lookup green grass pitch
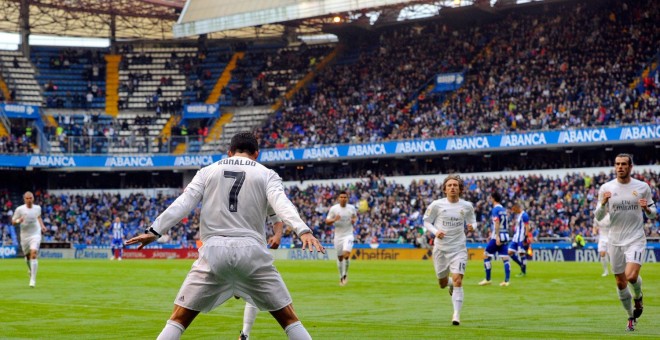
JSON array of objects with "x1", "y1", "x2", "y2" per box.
[{"x1": 0, "y1": 259, "x2": 658, "y2": 339}]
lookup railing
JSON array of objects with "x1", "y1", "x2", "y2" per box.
[{"x1": 50, "y1": 134, "x2": 210, "y2": 154}]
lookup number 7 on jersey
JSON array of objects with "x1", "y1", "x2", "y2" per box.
[{"x1": 224, "y1": 171, "x2": 246, "y2": 212}]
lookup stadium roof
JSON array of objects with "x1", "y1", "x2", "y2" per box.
[
  {"x1": 0, "y1": 0, "x2": 565, "y2": 42},
  {"x1": 174, "y1": 0, "x2": 428, "y2": 37},
  {"x1": 0, "y1": 0, "x2": 186, "y2": 40}
]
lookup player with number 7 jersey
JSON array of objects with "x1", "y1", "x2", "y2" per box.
[{"x1": 126, "y1": 132, "x2": 325, "y2": 340}]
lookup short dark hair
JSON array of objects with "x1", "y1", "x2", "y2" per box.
[
  {"x1": 229, "y1": 132, "x2": 259, "y2": 154},
  {"x1": 491, "y1": 191, "x2": 502, "y2": 203},
  {"x1": 615, "y1": 153, "x2": 633, "y2": 166},
  {"x1": 338, "y1": 191, "x2": 348, "y2": 197}
]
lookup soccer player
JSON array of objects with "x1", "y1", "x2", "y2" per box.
[
  {"x1": 594, "y1": 153, "x2": 656, "y2": 331},
  {"x1": 110, "y1": 216, "x2": 125, "y2": 261},
  {"x1": 592, "y1": 213, "x2": 611, "y2": 277},
  {"x1": 239, "y1": 206, "x2": 284, "y2": 340},
  {"x1": 479, "y1": 192, "x2": 511, "y2": 287},
  {"x1": 325, "y1": 191, "x2": 357, "y2": 286},
  {"x1": 12, "y1": 191, "x2": 47, "y2": 287},
  {"x1": 423, "y1": 174, "x2": 476, "y2": 326},
  {"x1": 126, "y1": 132, "x2": 324, "y2": 340},
  {"x1": 507, "y1": 203, "x2": 530, "y2": 277}
]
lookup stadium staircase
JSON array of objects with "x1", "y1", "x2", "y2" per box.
[
  {"x1": 182, "y1": 45, "x2": 231, "y2": 105},
  {"x1": 158, "y1": 114, "x2": 181, "y2": 152},
  {"x1": 205, "y1": 51, "x2": 245, "y2": 105},
  {"x1": 171, "y1": 51, "x2": 244, "y2": 153},
  {"x1": 0, "y1": 73, "x2": 10, "y2": 101},
  {"x1": 0, "y1": 107, "x2": 9, "y2": 138},
  {"x1": 270, "y1": 44, "x2": 344, "y2": 112},
  {"x1": 198, "y1": 111, "x2": 235, "y2": 152},
  {"x1": 104, "y1": 55, "x2": 121, "y2": 117},
  {"x1": 0, "y1": 50, "x2": 44, "y2": 106},
  {"x1": 630, "y1": 58, "x2": 658, "y2": 92}
]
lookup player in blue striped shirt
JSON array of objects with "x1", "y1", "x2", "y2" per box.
[
  {"x1": 479, "y1": 192, "x2": 511, "y2": 286},
  {"x1": 111, "y1": 216, "x2": 125, "y2": 261},
  {"x1": 507, "y1": 203, "x2": 530, "y2": 277}
]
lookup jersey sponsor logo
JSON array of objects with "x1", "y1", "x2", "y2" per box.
[
  {"x1": 619, "y1": 125, "x2": 660, "y2": 140},
  {"x1": 260, "y1": 149, "x2": 295, "y2": 162},
  {"x1": 557, "y1": 129, "x2": 607, "y2": 144},
  {"x1": 105, "y1": 156, "x2": 154, "y2": 167},
  {"x1": 446, "y1": 137, "x2": 489, "y2": 151},
  {"x1": 174, "y1": 155, "x2": 214, "y2": 167},
  {"x1": 500, "y1": 133, "x2": 547, "y2": 147},
  {"x1": 395, "y1": 140, "x2": 436, "y2": 153},
  {"x1": 29, "y1": 156, "x2": 76, "y2": 167},
  {"x1": 302, "y1": 147, "x2": 339, "y2": 160},
  {"x1": 347, "y1": 144, "x2": 387, "y2": 157}
]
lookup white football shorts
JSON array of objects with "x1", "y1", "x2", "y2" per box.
[
  {"x1": 608, "y1": 238, "x2": 646, "y2": 275},
  {"x1": 21, "y1": 235, "x2": 41, "y2": 254},
  {"x1": 433, "y1": 247, "x2": 468, "y2": 279},
  {"x1": 334, "y1": 235, "x2": 354, "y2": 255},
  {"x1": 173, "y1": 236, "x2": 292, "y2": 313}
]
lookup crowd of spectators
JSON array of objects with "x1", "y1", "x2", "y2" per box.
[
  {"x1": 1, "y1": 170, "x2": 657, "y2": 248},
  {"x1": 256, "y1": 0, "x2": 660, "y2": 149},
  {"x1": 0, "y1": 133, "x2": 33, "y2": 154}
]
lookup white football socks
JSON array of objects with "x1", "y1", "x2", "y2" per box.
[
  {"x1": 284, "y1": 321, "x2": 312, "y2": 340},
  {"x1": 452, "y1": 286, "x2": 464, "y2": 315},
  {"x1": 617, "y1": 286, "x2": 633, "y2": 318},
  {"x1": 337, "y1": 259, "x2": 343, "y2": 278},
  {"x1": 242, "y1": 302, "x2": 259, "y2": 336},
  {"x1": 630, "y1": 275, "x2": 643, "y2": 299},
  {"x1": 157, "y1": 320, "x2": 185, "y2": 340},
  {"x1": 30, "y1": 260, "x2": 38, "y2": 282},
  {"x1": 600, "y1": 256, "x2": 608, "y2": 274}
]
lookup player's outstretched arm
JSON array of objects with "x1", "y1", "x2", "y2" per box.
[
  {"x1": 299, "y1": 232, "x2": 325, "y2": 253},
  {"x1": 125, "y1": 233, "x2": 159, "y2": 250}
]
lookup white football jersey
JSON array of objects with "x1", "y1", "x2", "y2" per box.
[
  {"x1": 14, "y1": 204, "x2": 42, "y2": 238},
  {"x1": 151, "y1": 156, "x2": 311, "y2": 244},
  {"x1": 596, "y1": 178, "x2": 654, "y2": 246},
  {"x1": 593, "y1": 213, "x2": 610, "y2": 242},
  {"x1": 423, "y1": 198, "x2": 476, "y2": 252},
  {"x1": 327, "y1": 204, "x2": 357, "y2": 239}
]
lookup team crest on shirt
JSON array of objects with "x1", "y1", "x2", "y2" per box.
[
  {"x1": 460, "y1": 210, "x2": 465, "y2": 217},
  {"x1": 632, "y1": 191, "x2": 638, "y2": 197}
]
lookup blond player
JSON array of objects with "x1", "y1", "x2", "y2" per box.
[
  {"x1": 325, "y1": 191, "x2": 357, "y2": 286},
  {"x1": 423, "y1": 175, "x2": 476, "y2": 326},
  {"x1": 127, "y1": 132, "x2": 324, "y2": 340},
  {"x1": 594, "y1": 153, "x2": 656, "y2": 331},
  {"x1": 12, "y1": 191, "x2": 47, "y2": 287}
]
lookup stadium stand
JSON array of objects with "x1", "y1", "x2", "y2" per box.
[
  {"x1": 257, "y1": 0, "x2": 660, "y2": 149},
  {"x1": 118, "y1": 46, "x2": 194, "y2": 110},
  {"x1": 0, "y1": 50, "x2": 43, "y2": 106},
  {"x1": 31, "y1": 47, "x2": 107, "y2": 109}
]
